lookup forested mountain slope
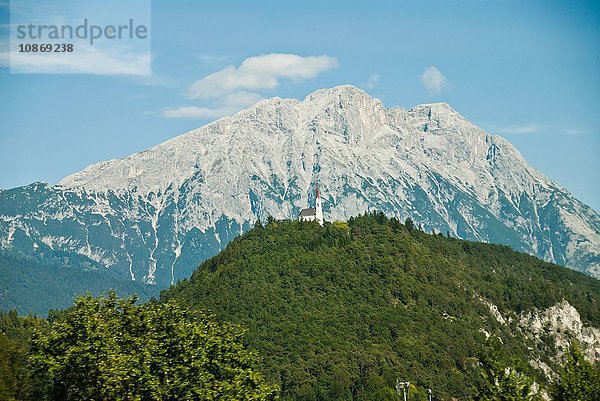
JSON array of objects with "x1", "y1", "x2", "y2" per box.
[{"x1": 163, "y1": 214, "x2": 600, "y2": 400}]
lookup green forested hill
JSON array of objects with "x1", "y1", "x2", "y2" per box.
[{"x1": 162, "y1": 213, "x2": 600, "y2": 400}]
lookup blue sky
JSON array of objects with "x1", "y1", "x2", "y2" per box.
[{"x1": 0, "y1": 0, "x2": 599, "y2": 210}]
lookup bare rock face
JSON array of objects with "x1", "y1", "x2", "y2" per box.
[
  {"x1": 519, "y1": 299, "x2": 600, "y2": 362},
  {"x1": 1, "y1": 85, "x2": 599, "y2": 288},
  {"x1": 479, "y1": 297, "x2": 598, "y2": 386}
]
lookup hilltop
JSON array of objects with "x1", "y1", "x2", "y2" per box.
[{"x1": 162, "y1": 213, "x2": 600, "y2": 400}]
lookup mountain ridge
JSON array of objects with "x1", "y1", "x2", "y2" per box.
[
  {"x1": 0, "y1": 85, "x2": 598, "y2": 306},
  {"x1": 56, "y1": 85, "x2": 600, "y2": 274}
]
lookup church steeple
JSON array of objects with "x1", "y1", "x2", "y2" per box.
[{"x1": 315, "y1": 183, "x2": 323, "y2": 226}]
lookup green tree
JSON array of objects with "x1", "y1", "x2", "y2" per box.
[
  {"x1": 0, "y1": 310, "x2": 47, "y2": 401},
  {"x1": 0, "y1": 332, "x2": 24, "y2": 401},
  {"x1": 475, "y1": 340, "x2": 541, "y2": 401},
  {"x1": 551, "y1": 341, "x2": 600, "y2": 401},
  {"x1": 29, "y1": 292, "x2": 278, "y2": 401}
]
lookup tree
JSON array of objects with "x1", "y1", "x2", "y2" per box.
[
  {"x1": 29, "y1": 292, "x2": 278, "y2": 401},
  {"x1": 0, "y1": 332, "x2": 24, "y2": 401},
  {"x1": 475, "y1": 339, "x2": 541, "y2": 401},
  {"x1": 551, "y1": 341, "x2": 600, "y2": 401},
  {"x1": 0, "y1": 310, "x2": 47, "y2": 401}
]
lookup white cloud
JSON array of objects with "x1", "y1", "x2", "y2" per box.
[
  {"x1": 163, "y1": 106, "x2": 226, "y2": 119},
  {"x1": 164, "y1": 53, "x2": 338, "y2": 119},
  {"x1": 563, "y1": 127, "x2": 590, "y2": 135},
  {"x1": 0, "y1": 39, "x2": 151, "y2": 75},
  {"x1": 419, "y1": 65, "x2": 449, "y2": 95},
  {"x1": 163, "y1": 91, "x2": 263, "y2": 119},
  {"x1": 188, "y1": 53, "x2": 338, "y2": 99},
  {"x1": 497, "y1": 124, "x2": 542, "y2": 135},
  {"x1": 488, "y1": 123, "x2": 593, "y2": 136},
  {"x1": 2, "y1": 4, "x2": 151, "y2": 75},
  {"x1": 365, "y1": 73, "x2": 380, "y2": 90}
]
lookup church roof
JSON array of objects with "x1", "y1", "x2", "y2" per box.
[{"x1": 299, "y1": 207, "x2": 316, "y2": 217}]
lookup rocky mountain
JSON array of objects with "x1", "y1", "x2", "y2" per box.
[{"x1": 0, "y1": 85, "x2": 598, "y2": 298}]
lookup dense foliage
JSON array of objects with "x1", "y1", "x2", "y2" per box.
[
  {"x1": 475, "y1": 339, "x2": 542, "y2": 401},
  {"x1": 162, "y1": 213, "x2": 600, "y2": 400},
  {"x1": 0, "y1": 253, "x2": 159, "y2": 316},
  {"x1": 0, "y1": 310, "x2": 45, "y2": 401},
  {"x1": 551, "y1": 341, "x2": 600, "y2": 401},
  {"x1": 0, "y1": 293, "x2": 278, "y2": 401}
]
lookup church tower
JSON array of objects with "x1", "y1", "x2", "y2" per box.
[
  {"x1": 298, "y1": 182, "x2": 324, "y2": 226},
  {"x1": 315, "y1": 183, "x2": 323, "y2": 226}
]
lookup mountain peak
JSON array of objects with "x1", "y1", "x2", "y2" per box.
[
  {"x1": 410, "y1": 102, "x2": 459, "y2": 116},
  {"x1": 305, "y1": 84, "x2": 368, "y2": 98},
  {"x1": 303, "y1": 85, "x2": 378, "y2": 105}
]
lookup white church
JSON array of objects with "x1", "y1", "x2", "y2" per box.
[{"x1": 299, "y1": 184, "x2": 324, "y2": 226}]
